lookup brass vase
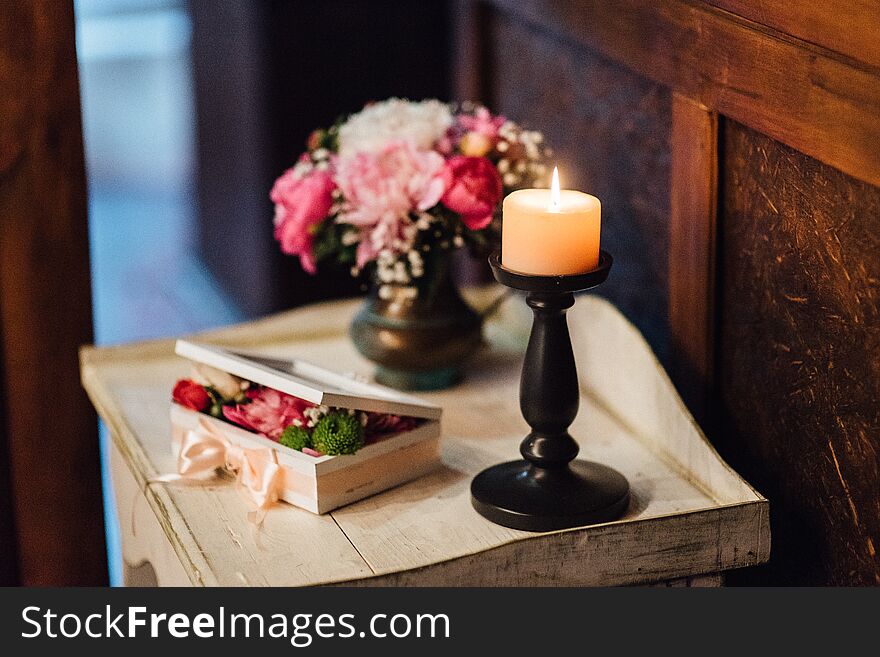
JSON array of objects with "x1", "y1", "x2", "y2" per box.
[{"x1": 350, "y1": 252, "x2": 482, "y2": 391}]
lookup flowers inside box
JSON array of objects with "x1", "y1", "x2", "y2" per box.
[{"x1": 169, "y1": 340, "x2": 442, "y2": 514}]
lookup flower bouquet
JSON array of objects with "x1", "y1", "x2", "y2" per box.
[{"x1": 271, "y1": 99, "x2": 551, "y2": 390}]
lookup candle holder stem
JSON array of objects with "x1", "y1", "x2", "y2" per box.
[
  {"x1": 471, "y1": 252, "x2": 630, "y2": 532},
  {"x1": 519, "y1": 291, "x2": 580, "y2": 468}
]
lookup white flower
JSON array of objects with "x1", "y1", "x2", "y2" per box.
[
  {"x1": 191, "y1": 363, "x2": 243, "y2": 399},
  {"x1": 338, "y1": 98, "x2": 453, "y2": 158}
]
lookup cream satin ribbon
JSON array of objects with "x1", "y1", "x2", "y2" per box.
[{"x1": 147, "y1": 419, "x2": 284, "y2": 525}]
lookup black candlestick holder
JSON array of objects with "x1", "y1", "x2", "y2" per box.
[{"x1": 471, "y1": 251, "x2": 630, "y2": 531}]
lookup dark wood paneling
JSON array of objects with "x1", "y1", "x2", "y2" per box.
[
  {"x1": 490, "y1": 0, "x2": 880, "y2": 188},
  {"x1": 668, "y1": 95, "x2": 718, "y2": 419},
  {"x1": 705, "y1": 0, "x2": 880, "y2": 70},
  {"x1": 486, "y1": 9, "x2": 672, "y2": 360},
  {"x1": 0, "y1": 0, "x2": 107, "y2": 584},
  {"x1": 719, "y1": 122, "x2": 880, "y2": 586}
]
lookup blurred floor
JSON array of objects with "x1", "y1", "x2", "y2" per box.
[{"x1": 76, "y1": 0, "x2": 243, "y2": 584}]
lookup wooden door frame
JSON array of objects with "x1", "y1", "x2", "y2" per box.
[{"x1": 0, "y1": 0, "x2": 107, "y2": 585}]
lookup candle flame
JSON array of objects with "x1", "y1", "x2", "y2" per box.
[{"x1": 550, "y1": 166, "x2": 561, "y2": 211}]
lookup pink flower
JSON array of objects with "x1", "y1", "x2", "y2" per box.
[
  {"x1": 223, "y1": 387, "x2": 313, "y2": 440},
  {"x1": 364, "y1": 413, "x2": 418, "y2": 441},
  {"x1": 271, "y1": 165, "x2": 336, "y2": 274},
  {"x1": 335, "y1": 140, "x2": 446, "y2": 266},
  {"x1": 457, "y1": 107, "x2": 505, "y2": 139},
  {"x1": 441, "y1": 156, "x2": 503, "y2": 230}
]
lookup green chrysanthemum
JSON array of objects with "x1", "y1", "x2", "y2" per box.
[
  {"x1": 279, "y1": 424, "x2": 312, "y2": 451},
  {"x1": 312, "y1": 411, "x2": 364, "y2": 456}
]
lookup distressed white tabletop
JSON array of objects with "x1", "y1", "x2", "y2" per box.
[{"x1": 81, "y1": 291, "x2": 769, "y2": 586}]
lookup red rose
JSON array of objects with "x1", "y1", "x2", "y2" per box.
[
  {"x1": 172, "y1": 379, "x2": 211, "y2": 412},
  {"x1": 441, "y1": 155, "x2": 503, "y2": 230}
]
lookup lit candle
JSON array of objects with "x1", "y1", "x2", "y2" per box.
[{"x1": 501, "y1": 167, "x2": 601, "y2": 275}]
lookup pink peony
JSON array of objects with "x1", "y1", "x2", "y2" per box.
[
  {"x1": 271, "y1": 165, "x2": 336, "y2": 274},
  {"x1": 457, "y1": 107, "x2": 505, "y2": 139},
  {"x1": 223, "y1": 387, "x2": 313, "y2": 440},
  {"x1": 335, "y1": 140, "x2": 446, "y2": 266},
  {"x1": 441, "y1": 156, "x2": 503, "y2": 230}
]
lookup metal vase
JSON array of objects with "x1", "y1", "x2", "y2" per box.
[{"x1": 350, "y1": 252, "x2": 482, "y2": 391}]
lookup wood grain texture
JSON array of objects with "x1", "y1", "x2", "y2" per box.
[
  {"x1": 83, "y1": 294, "x2": 768, "y2": 586},
  {"x1": 668, "y1": 95, "x2": 719, "y2": 419},
  {"x1": 485, "y1": 9, "x2": 672, "y2": 361},
  {"x1": 718, "y1": 122, "x2": 880, "y2": 586},
  {"x1": 0, "y1": 0, "x2": 107, "y2": 585},
  {"x1": 488, "y1": 0, "x2": 880, "y2": 187},
  {"x1": 334, "y1": 504, "x2": 763, "y2": 586},
  {"x1": 704, "y1": 0, "x2": 880, "y2": 70}
]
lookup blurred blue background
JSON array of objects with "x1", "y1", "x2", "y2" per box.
[{"x1": 75, "y1": 0, "x2": 243, "y2": 585}]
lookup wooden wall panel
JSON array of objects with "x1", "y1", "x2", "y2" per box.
[
  {"x1": 705, "y1": 0, "x2": 880, "y2": 70},
  {"x1": 490, "y1": 0, "x2": 880, "y2": 189},
  {"x1": 486, "y1": 9, "x2": 672, "y2": 360},
  {"x1": 718, "y1": 122, "x2": 880, "y2": 585},
  {"x1": 668, "y1": 95, "x2": 718, "y2": 418},
  {"x1": 0, "y1": 0, "x2": 107, "y2": 584}
]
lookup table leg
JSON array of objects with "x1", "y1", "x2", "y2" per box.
[{"x1": 109, "y1": 441, "x2": 191, "y2": 586}]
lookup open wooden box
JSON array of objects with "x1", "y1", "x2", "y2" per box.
[{"x1": 170, "y1": 340, "x2": 442, "y2": 514}]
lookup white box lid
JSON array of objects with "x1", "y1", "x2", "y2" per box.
[{"x1": 175, "y1": 340, "x2": 442, "y2": 421}]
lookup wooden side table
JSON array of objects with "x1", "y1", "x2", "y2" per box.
[{"x1": 80, "y1": 294, "x2": 769, "y2": 586}]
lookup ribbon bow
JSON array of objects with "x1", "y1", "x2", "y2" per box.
[{"x1": 152, "y1": 419, "x2": 284, "y2": 522}]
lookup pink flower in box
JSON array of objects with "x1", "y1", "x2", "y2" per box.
[
  {"x1": 365, "y1": 412, "x2": 418, "y2": 441},
  {"x1": 223, "y1": 387, "x2": 313, "y2": 440}
]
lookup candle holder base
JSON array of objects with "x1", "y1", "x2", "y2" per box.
[{"x1": 471, "y1": 459, "x2": 630, "y2": 532}]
